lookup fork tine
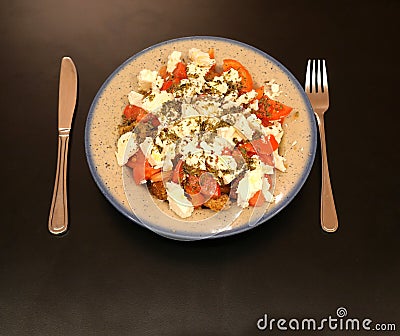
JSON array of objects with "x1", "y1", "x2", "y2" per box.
[
  {"x1": 311, "y1": 60, "x2": 316, "y2": 93},
  {"x1": 317, "y1": 60, "x2": 322, "y2": 93},
  {"x1": 322, "y1": 60, "x2": 328, "y2": 93},
  {"x1": 305, "y1": 59, "x2": 311, "y2": 92}
]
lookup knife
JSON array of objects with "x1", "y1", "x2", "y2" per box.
[{"x1": 48, "y1": 57, "x2": 78, "y2": 235}]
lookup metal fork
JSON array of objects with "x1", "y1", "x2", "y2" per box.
[{"x1": 305, "y1": 59, "x2": 338, "y2": 232}]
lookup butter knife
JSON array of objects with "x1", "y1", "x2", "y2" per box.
[{"x1": 48, "y1": 57, "x2": 78, "y2": 235}]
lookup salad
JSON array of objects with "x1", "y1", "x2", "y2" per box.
[{"x1": 115, "y1": 48, "x2": 293, "y2": 218}]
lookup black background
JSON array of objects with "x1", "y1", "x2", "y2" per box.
[{"x1": 1, "y1": 0, "x2": 399, "y2": 335}]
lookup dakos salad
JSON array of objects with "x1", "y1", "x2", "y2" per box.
[{"x1": 115, "y1": 48, "x2": 293, "y2": 219}]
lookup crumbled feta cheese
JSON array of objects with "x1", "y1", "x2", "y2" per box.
[
  {"x1": 163, "y1": 143, "x2": 176, "y2": 171},
  {"x1": 249, "y1": 99, "x2": 259, "y2": 111},
  {"x1": 179, "y1": 137, "x2": 198, "y2": 156},
  {"x1": 246, "y1": 114, "x2": 263, "y2": 132},
  {"x1": 236, "y1": 90, "x2": 257, "y2": 105},
  {"x1": 200, "y1": 141, "x2": 213, "y2": 153},
  {"x1": 181, "y1": 103, "x2": 200, "y2": 117},
  {"x1": 264, "y1": 80, "x2": 282, "y2": 99},
  {"x1": 236, "y1": 166, "x2": 264, "y2": 208},
  {"x1": 167, "y1": 50, "x2": 182, "y2": 73},
  {"x1": 185, "y1": 151, "x2": 206, "y2": 171},
  {"x1": 234, "y1": 114, "x2": 254, "y2": 140},
  {"x1": 262, "y1": 178, "x2": 274, "y2": 202},
  {"x1": 261, "y1": 121, "x2": 284, "y2": 143},
  {"x1": 217, "y1": 155, "x2": 237, "y2": 171},
  {"x1": 222, "y1": 98, "x2": 241, "y2": 110},
  {"x1": 138, "y1": 69, "x2": 158, "y2": 91},
  {"x1": 273, "y1": 149, "x2": 286, "y2": 172},
  {"x1": 223, "y1": 68, "x2": 241, "y2": 84},
  {"x1": 139, "y1": 137, "x2": 153, "y2": 158},
  {"x1": 128, "y1": 91, "x2": 144, "y2": 107},
  {"x1": 194, "y1": 100, "x2": 222, "y2": 116},
  {"x1": 171, "y1": 118, "x2": 200, "y2": 137},
  {"x1": 271, "y1": 83, "x2": 280, "y2": 93},
  {"x1": 151, "y1": 75, "x2": 164, "y2": 93},
  {"x1": 175, "y1": 79, "x2": 197, "y2": 98},
  {"x1": 208, "y1": 75, "x2": 229, "y2": 95},
  {"x1": 188, "y1": 48, "x2": 216, "y2": 67},
  {"x1": 115, "y1": 132, "x2": 138, "y2": 166},
  {"x1": 166, "y1": 182, "x2": 194, "y2": 218},
  {"x1": 142, "y1": 91, "x2": 174, "y2": 112},
  {"x1": 212, "y1": 136, "x2": 233, "y2": 155},
  {"x1": 217, "y1": 126, "x2": 237, "y2": 146}
]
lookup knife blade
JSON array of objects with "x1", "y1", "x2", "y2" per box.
[{"x1": 48, "y1": 57, "x2": 78, "y2": 235}]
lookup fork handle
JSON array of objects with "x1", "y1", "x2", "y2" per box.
[
  {"x1": 48, "y1": 133, "x2": 70, "y2": 235},
  {"x1": 316, "y1": 114, "x2": 338, "y2": 232}
]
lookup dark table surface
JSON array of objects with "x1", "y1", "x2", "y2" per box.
[{"x1": 1, "y1": 0, "x2": 399, "y2": 335}]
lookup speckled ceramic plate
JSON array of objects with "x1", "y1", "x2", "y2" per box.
[{"x1": 85, "y1": 36, "x2": 317, "y2": 240}]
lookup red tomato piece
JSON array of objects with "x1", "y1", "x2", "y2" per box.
[
  {"x1": 149, "y1": 171, "x2": 163, "y2": 182},
  {"x1": 257, "y1": 96, "x2": 293, "y2": 122},
  {"x1": 129, "y1": 150, "x2": 146, "y2": 185},
  {"x1": 139, "y1": 113, "x2": 161, "y2": 127},
  {"x1": 159, "y1": 65, "x2": 168, "y2": 79},
  {"x1": 184, "y1": 175, "x2": 201, "y2": 195},
  {"x1": 258, "y1": 153, "x2": 274, "y2": 166},
  {"x1": 199, "y1": 173, "x2": 221, "y2": 199},
  {"x1": 173, "y1": 62, "x2": 187, "y2": 80},
  {"x1": 161, "y1": 80, "x2": 173, "y2": 91},
  {"x1": 238, "y1": 142, "x2": 256, "y2": 158},
  {"x1": 190, "y1": 193, "x2": 206, "y2": 208},
  {"x1": 144, "y1": 160, "x2": 161, "y2": 180},
  {"x1": 254, "y1": 86, "x2": 264, "y2": 100},
  {"x1": 222, "y1": 59, "x2": 253, "y2": 93},
  {"x1": 266, "y1": 134, "x2": 279, "y2": 151},
  {"x1": 129, "y1": 150, "x2": 161, "y2": 185},
  {"x1": 251, "y1": 138, "x2": 273, "y2": 155},
  {"x1": 123, "y1": 104, "x2": 148, "y2": 121},
  {"x1": 248, "y1": 190, "x2": 266, "y2": 207},
  {"x1": 172, "y1": 160, "x2": 184, "y2": 184}
]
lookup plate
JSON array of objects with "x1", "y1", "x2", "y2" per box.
[{"x1": 85, "y1": 36, "x2": 317, "y2": 240}]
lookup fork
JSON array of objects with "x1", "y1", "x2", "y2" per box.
[{"x1": 305, "y1": 59, "x2": 338, "y2": 232}]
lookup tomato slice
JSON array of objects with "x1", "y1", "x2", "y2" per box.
[
  {"x1": 144, "y1": 160, "x2": 161, "y2": 180},
  {"x1": 199, "y1": 173, "x2": 221, "y2": 199},
  {"x1": 248, "y1": 190, "x2": 266, "y2": 207},
  {"x1": 149, "y1": 171, "x2": 163, "y2": 182},
  {"x1": 222, "y1": 59, "x2": 253, "y2": 93},
  {"x1": 251, "y1": 138, "x2": 272, "y2": 155},
  {"x1": 129, "y1": 150, "x2": 146, "y2": 184},
  {"x1": 128, "y1": 149, "x2": 161, "y2": 185},
  {"x1": 266, "y1": 134, "x2": 279, "y2": 151},
  {"x1": 172, "y1": 160, "x2": 184, "y2": 184},
  {"x1": 237, "y1": 135, "x2": 277, "y2": 163},
  {"x1": 208, "y1": 48, "x2": 215, "y2": 59},
  {"x1": 173, "y1": 62, "x2": 187, "y2": 80},
  {"x1": 190, "y1": 193, "x2": 206, "y2": 208},
  {"x1": 184, "y1": 175, "x2": 201, "y2": 195},
  {"x1": 258, "y1": 153, "x2": 274, "y2": 166},
  {"x1": 257, "y1": 96, "x2": 293, "y2": 122},
  {"x1": 254, "y1": 86, "x2": 264, "y2": 100},
  {"x1": 159, "y1": 65, "x2": 168, "y2": 79},
  {"x1": 123, "y1": 104, "x2": 148, "y2": 121},
  {"x1": 238, "y1": 142, "x2": 256, "y2": 158},
  {"x1": 161, "y1": 80, "x2": 173, "y2": 91}
]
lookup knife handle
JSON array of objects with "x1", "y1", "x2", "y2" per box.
[{"x1": 48, "y1": 130, "x2": 70, "y2": 235}]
